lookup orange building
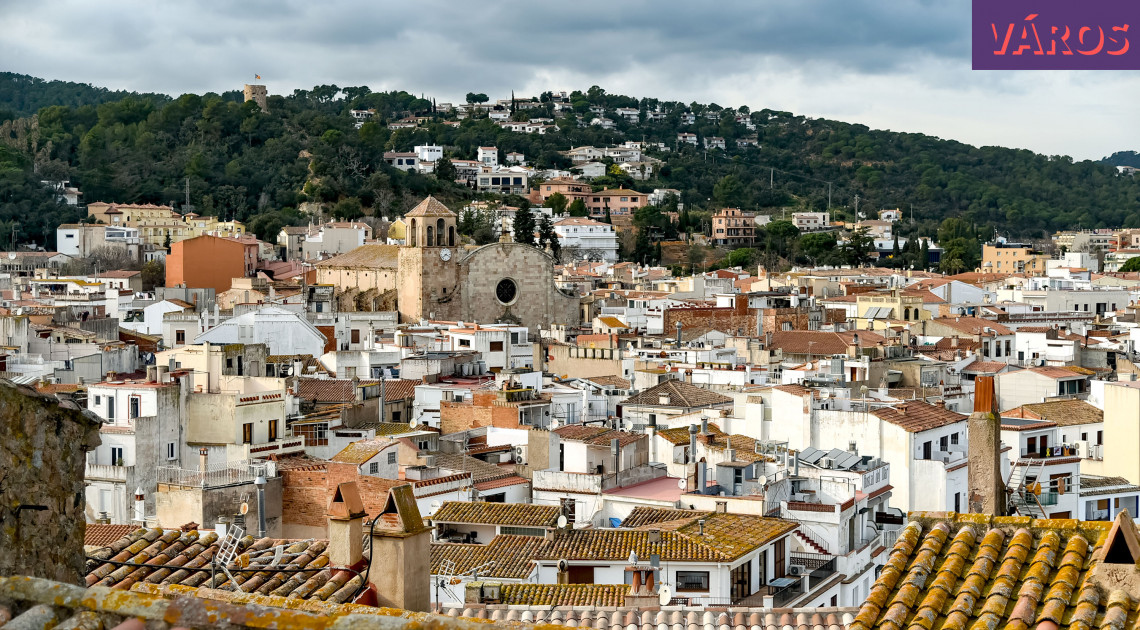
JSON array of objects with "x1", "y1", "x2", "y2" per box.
[{"x1": 166, "y1": 235, "x2": 250, "y2": 293}]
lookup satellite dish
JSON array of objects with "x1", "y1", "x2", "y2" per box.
[
  {"x1": 628, "y1": 551, "x2": 638, "y2": 564},
  {"x1": 677, "y1": 479, "x2": 686, "y2": 490},
  {"x1": 556, "y1": 515, "x2": 568, "y2": 528},
  {"x1": 272, "y1": 546, "x2": 283, "y2": 565},
  {"x1": 658, "y1": 585, "x2": 672, "y2": 607},
  {"x1": 557, "y1": 558, "x2": 569, "y2": 572},
  {"x1": 7, "y1": 252, "x2": 15, "y2": 260},
  {"x1": 239, "y1": 502, "x2": 249, "y2": 515},
  {"x1": 409, "y1": 419, "x2": 418, "y2": 429}
]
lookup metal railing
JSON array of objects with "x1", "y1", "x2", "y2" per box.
[
  {"x1": 771, "y1": 578, "x2": 803, "y2": 607},
  {"x1": 790, "y1": 551, "x2": 834, "y2": 570},
  {"x1": 157, "y1": 459, "x2": 275, "y2": 489},
  {"x1": 808, "y1": 557, "x2": 837, "y2": 584}
]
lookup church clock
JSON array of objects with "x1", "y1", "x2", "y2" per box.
[{"x1": 439, "y1": 248, "x2": 452, "y2": 261}]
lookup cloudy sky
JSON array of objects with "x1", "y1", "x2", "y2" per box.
[{"x1": 2, "y1": 0, "x2": 1136, "y2": 160}]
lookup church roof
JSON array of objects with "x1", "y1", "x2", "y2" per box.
[
  {"x1": 314, "y1": 244, "x2": 399, "y2": 269},
  {"x1": 405, "y1": 196, "x2": 456, "y2": 218}
]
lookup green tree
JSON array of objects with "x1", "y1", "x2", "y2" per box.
[
  {"x1": 726, "y1": 248, "x2": 754, "y2": 268},
  {"x1": 843, "y1": 227, "x2": 875, "y2": 266},
  {"x1": 434, "y1": 153, "x2": 457, "y2": 183},
  {"x1": 513, "y1": 203, "x2": 536, "y2": 246},
  {"x1": 687, "y1": 242, "x2": 706, "y2": 271},
  {"x1": 633, "y1": 226, "x2": 652, "y2": 264},
  {"x1": 713, "y1": 174, "x2": 746, "y2": 207},
  {"x1": 465, "y1": 93, "x2": 489, "y2": 104},
  {"x1": 140, "y1": 259, "x2": 165, "y2": 292},
  {"x1": 603, "y1": 207, "x2": 612, "y2": 224},
  {"x1": 1120, "y1": 257, "x2": 1140, "y2": 272},
  {"x1": 547, "y1": 192, "x2": 569, "y2": 215},
  {"x1": 568, "y1": 198, "x2": 588, "y2": 217},
  {"x1": 332, "y1": 197, "x2": 364, "y2": 220},
  {"x1": 537, "y1": 213, "x2": 560, "y2": 260}
]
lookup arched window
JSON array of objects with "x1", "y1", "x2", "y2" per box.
[
  {"x1": 903, "y1": 308, "x2": 910, "y2": 321},
  {"x1": 426, "y1": 226, "x2": 434, "y2": 247},
  {"x1": 437, "y1": 219, "x2": 445, "y2": 247},
  {"x1": 448, "y1": 226, "x2": 455, "y2": 247},
  {"x1": 410, "y1": 219, "x2": 417, "y2": 246}
]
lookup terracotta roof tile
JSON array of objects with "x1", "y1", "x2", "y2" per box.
[
  {"x1": 498, "y1": 583, "x2": 627, "y2": 607},
  {"x1": 430, "y1": 535, "x2": 541, "y2": 580},
  {"x1": 770, "y1": 330, "x2": 886, "y2": 355},
  {"x1": 1005, "y1": 400, "x2": 1103, "y2": 426},
  {"x1": 314, "y1": 244, "x2": 399, "y2": 269},
  {"x1": 431, "y1": 502, "x2": 559, "y2": 527},
  {"x1": 620, "y1": 379, "x2": 732, "y2": 408},
  {"x1": 330, "y1": 439, "x2": 393, "y2": 465},
  {"x1": 84, "y1": 524, "x2": 140, "y2": 548},
  {"x1": 472, "y1": 475, "x2": 530, "y2": 491},
  {"x1": 553, "y1": 425, "x2": 643, "y2": 447},
  {"x1": 871, "y1": 401, "x2": 966, "y2": 433},
  {"x1": 850, "y1": 512, "x2": 1129, "y2": 630}
]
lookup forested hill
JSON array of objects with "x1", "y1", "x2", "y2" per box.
[
  {"x1": 0, "y1": 76, "x2": 1138, "y2": 254},
  {"x1": 0, "y1": 73, "x2": 172, "y2": 120},
  {"x1": 1103, "y1": 151, "x2": 1140, "y2": 168}
]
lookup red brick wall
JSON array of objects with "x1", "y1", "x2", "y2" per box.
[
  {"x1": 281, "y1": 463, "x2": 407, "y2": 531},
  {"x1": 166, "y1": 235, "x2": 247, "y2": 294}
]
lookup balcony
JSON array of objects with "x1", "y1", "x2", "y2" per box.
[
  {"x1": 1021, "y1": 445, "x2": 1079, "y2": 459},
  {"x1": 86, "y1": 463, "x2": 131, "y2": 482},
  {"x1": 157, "y1": 459, "x2": 277, "y2": 489}
]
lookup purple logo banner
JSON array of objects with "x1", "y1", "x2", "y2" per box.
[{"x1": 973, "y1": 0, "x2": 1138, "y2": 69}]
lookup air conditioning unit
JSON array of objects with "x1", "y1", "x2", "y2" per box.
[
  {"x1": 819, "y1": 457, "x2": 834, "y2": 469},
  {"x1": 1076, "y1": 440, "x2": 1090, "y2": 459},
  {"x1": 788, "y1": 564, "x2": 807, "y2": 576}
]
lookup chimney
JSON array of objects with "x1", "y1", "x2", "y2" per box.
[
  {"x1": 697, "y1": 461, "x2": 707, "y2": 494},
  {"x1": 199, "y1": 447, "x2": 208, "y2": 473},
  {"x1": 368, "y1": 484, "x2": 431, "y2": 611},
  {"x1": 967, "y1": 376, "x2": 1005, "y2": 515},
  {"x1": 293, "y1": 359, "x2": 303, "y2": 377},
  {"x1": 133, "y1": 487, "x2": 146, "y2": 526},
  {"x1": 327, "y1": 482, "x2": 366, "y2": 570},
  {"x1": 352, "y1": 376, "x2": 362, "y2": 402},
  {"x1": 146, "y1": 365, "x2": 157, "y2": 383},
  {"x1": 700, "y1": 418, "x2": 709, "y2": 436}
]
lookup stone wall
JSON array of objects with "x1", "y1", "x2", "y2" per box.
[
  {"x1": 458, "y1": 243, "x2": 580, "y2": 332},
  {"x1": 280, "y1": 462, "x2": 408, "y2": 539},
  {"x1": 0, "y1": 381, "x2": 102, "y2": 584}
]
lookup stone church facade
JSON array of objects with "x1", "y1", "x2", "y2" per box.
[{"x1": 393, "y1": 197, "x2": 580, "y2": 330}]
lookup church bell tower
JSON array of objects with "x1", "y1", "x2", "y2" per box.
[{"x1": 397, "y1": 196, "x2": 459, "y2": 323}]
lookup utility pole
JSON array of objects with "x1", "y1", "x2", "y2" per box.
[
  {"x1": 184, "y1": 178, "x2": 190, "y2": 212},
  {"x1": 770, "y1": 168, "x2": 774, "y2": 188},
  {"x1": 827, "y1": 182, "x2": 832, "y2": 210},
  {"x1": 854, "y1": 195, "x2": 861, "y2": 218}
]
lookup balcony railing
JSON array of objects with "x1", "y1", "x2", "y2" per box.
[
  {"x1": 157, "y1": 459, "x2": 276, "y2": 489},
  {"x1": 86, "y1": 463, "x2": 131, "y2": 482},
  {"x1": 771, "y1": 578, "x2": 803, "y2": 607},
  {"x1": 1021, "y1": 445, "x2": 1079, "y2": 459}
]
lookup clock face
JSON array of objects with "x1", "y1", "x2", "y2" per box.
[{"x1": 439, "y1": 248, "x2": 452, "y2": 261}]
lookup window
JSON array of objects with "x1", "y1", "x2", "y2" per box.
[
  {"x1": 1097, "y1": 430, "x2": 1104, "y2": 445},
  {"x1": 496, "y1": 278, "x2": 518, "y2": 305},
  {"x1": 458, "y1": 339, "x2": 471, "y2": 347},
  {"x1": 951, "y1": 432, "x2": 959, "y2": 445},
  {"x1": 94, "y1": 395, "x2": 101, "y2": 405},
  {"x1": 501, "y1": 526, "x2": 546, "y2": 537},
  {"x1": 391, "y1": 410, "x2": 401, "y2": 422},
  {"x1": 351, "y1": 329, "x2": 360, "y2": 344},
  {"x1": 922, "y1": 441, "x2": 932, "y2": 460},
  {"x1": 107, "y1": 396, "x2": 115, "y2": 420},
  {"x1": 111, "y1": 446, "x2": 124, "y2": 466},
  {"x1": 176, "y1": 330, "x2": 185, "y2": 345},
  {"x1": 242, "y1": 423, "x2": 253, "y2": 444},
  {"x1": 268, "y1": 420, "x2": 278, "y2": 442},
  {"x1": 489, "y1": 341, "x2": 504, "y2": 352},
  {"x1": 167, "y1": 442, "x2": 177, "y2": 460},
  {"x1": 939, "y1": 436, "x2": 948, "y2": 452},
  {"x1": 953, "y1": 492, "x2": 961, "y2": 512},
  {"x1": 387, "y1": 452, "x2": 397, "y2": 464},
  {"x1": 675, "y1": 571, "x2": 710, "y2": 592},
  {"x1": 369, "y1": 462, "x2": 379, "y2": 475}
]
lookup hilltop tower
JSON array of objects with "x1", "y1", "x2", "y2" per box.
[{"x1": 243, "y1": 84, "x2": 268, "y2": 112}]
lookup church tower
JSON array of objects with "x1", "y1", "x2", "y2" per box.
[{"x1": 396, "y1": 196, "x2": 460, "y2": 324}]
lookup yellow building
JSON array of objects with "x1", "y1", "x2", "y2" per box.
[
  {"x1": 85, "y1": 203, "x2": 244, "y2": 248},
  {"x1": 854, "y1": 290, "x2": 931, "y2": 330},
  {"x1": 388, "y1": 218, "x2": 407, "y2": 243},
  {"x1": 982, "y1": 241, "x2": 1048, "y2": 274}
]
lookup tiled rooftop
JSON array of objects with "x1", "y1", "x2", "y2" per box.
[
  {"x1": 431, "y1": 501, "x2": 559, "y2": 527},
  {"x1": 553, "y1": 424, "x2": 643, "y2": 447},
  {"x1": 871, "y1": 401, "x2": 966, "y2": 433},
  {"x1": 1005, "y1": 399, "x2": 1104, "y2": 427},
  {"x1": 621, "y1": 379, "x2": 732, "y2": 408},
  {"x1": 430, "y1": 535, "x2": 543, "y2": 580},
  {"x1": 851, "y1": 511, "x2": 1134, "y2": 630}
]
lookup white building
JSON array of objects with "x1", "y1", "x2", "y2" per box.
[
  {"x1": 415, "y1": 145, "x2": 443, "y2": 163},
  {"x1": 85, "y1": 371, "x2": 183, "y2": 524},
  {"x1": 792, "y1": 212, "x2": 831, "y2": 232},
  {"x1": 477, "y1": 146, "x2": 499, "y2": 167},
  {"x1": 194, "y1": 305, "x2": 326, "y2": 356}
]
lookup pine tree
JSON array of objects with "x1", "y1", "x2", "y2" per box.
[
  {"x1": 434, "y1": 152, "x2": 457, "y2": 183},
  {"x1": 513, "y1": 202, "x2": 536, "y2": 246},
  {"x1": 603, "y1": 206, "x2": 612, "y2": 224},
  {"x1": 568, "y1": 198, "x2": 588, "y2": 217},
  {"x1": 920, "y1": 239, "x2": 930, "y2": 271}
]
